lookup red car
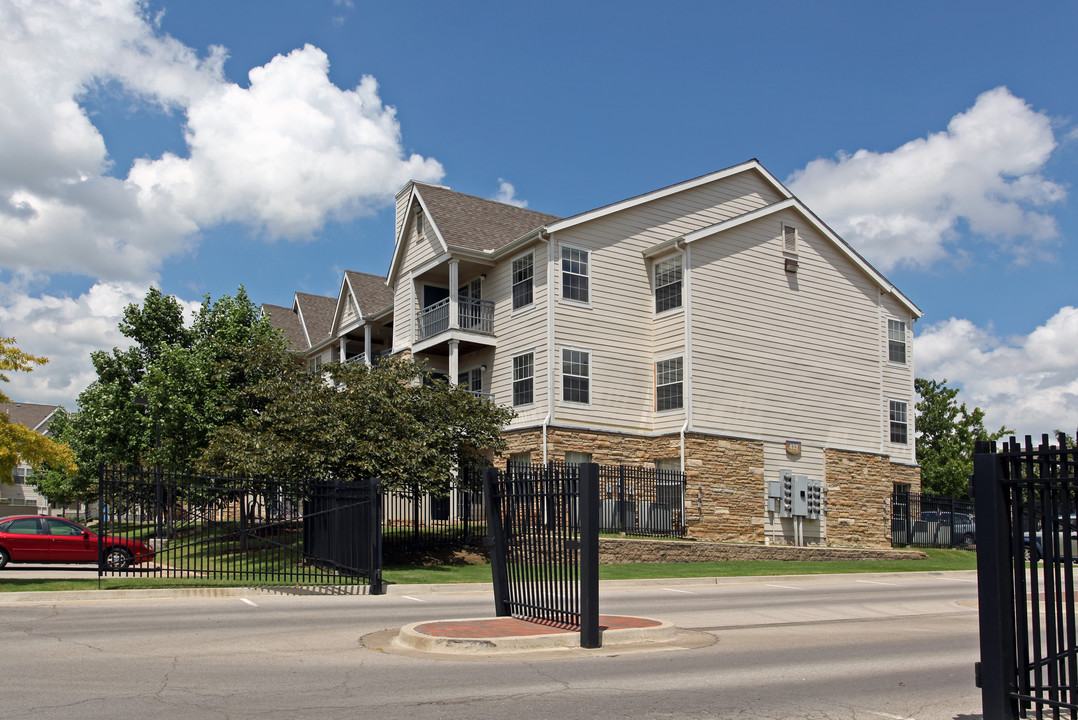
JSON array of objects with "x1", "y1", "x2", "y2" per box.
[{"x1": 0, "y1": 515, "x2": 154, "y2": 570}]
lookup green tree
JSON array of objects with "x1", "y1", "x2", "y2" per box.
[
  {"x1": 27, "y1": 408, "x2": 97, "y2": 517},
  {"x1": 915, "y1": 378, "x2": 1010, "y2": 497},
  {"x1": 67, "y1": 286, "x2": 288, "y2": 473},
  {"x1": 0, "y1": 338, "x2": 77, "y2": 483},
  {"x1": 202, "y1": 357, "x2": 515, "y2": 494}
]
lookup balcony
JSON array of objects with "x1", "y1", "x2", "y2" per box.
[{"x1": 416, "y1": 297, "x2": 495, "y2": 342}]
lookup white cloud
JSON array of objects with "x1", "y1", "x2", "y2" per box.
[
  {"x1": 916, "y1": 307, "x2": 1078, "y2": 438},
  {"x1": 492, "y1": 179, "x2": 528, "y2": 208},
  {"x1": 0, "y1": 0, "x2": 443, "y2": 283},
  {"x1": 788, "y1": 87, "x2": 1066, "y2": 272}
]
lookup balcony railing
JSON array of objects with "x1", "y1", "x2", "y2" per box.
[{"x1": 416, "y1": 297, "x2": 495, "y2": 342}]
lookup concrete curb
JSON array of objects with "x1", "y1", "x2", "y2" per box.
[{"x1": 395, "y1": 616, "x2": 677, "y2": 654}]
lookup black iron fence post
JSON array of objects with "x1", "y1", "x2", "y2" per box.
[
  {"x1": 579, "y1": 462, "x2": 600, "y2": 649},
  {"x1": 483, "y1": 466, "x2": 510, "y2": 617},
  {"x1": 97, "y1": 464, "x2": 105, "y2": 578},
  {"x1": 973, "y1": 440, "x2": 1019, "y2": 720},
  {"x1": 368, "y1": 478, "x2": 385, "y2": 594}
]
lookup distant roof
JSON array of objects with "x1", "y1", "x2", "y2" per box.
[
  {"x1": 261, "y1": 303, "x2": 307, "y2": 351},
  {"x1": 416, "y1": 183, "x2": 562, "y2": 253},
  {"x1": 1, "y1": 402, "x2": 58, "y2": 433},
  {"x1": 294, "y1": 292, "x2": 338, "y2": 347},
  {"x1": 344, "y1": 271, "x2": 393, "y2": 315}
]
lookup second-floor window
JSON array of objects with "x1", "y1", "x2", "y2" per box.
[
  {"x1": 562, "y1": 348, "x2": 590, "y2": 404},
  {"x1": 458, "y1": 367, "x2": 483, "y2": 394},
  {"x1": 656, "y1": 357, "x2": 684, "y2": 411},
  {"x1": 513, "y1": 352, "x2": 534, "y2": 406},
  {"x1": 888, "y1": 319, "x2": 907, "y2": 364},
  {"x1": 654, "y1": 257, "x2": 683, "y2": 313},
  {"x1": 512, "y1": 253, "x2": 534, "y2": 310},
  {"x1": 561, "y1": 246, "x2": 589, "y2": 303},
  {"x1": 889, "y1": 400, "x2": 908, "y2": 444}
]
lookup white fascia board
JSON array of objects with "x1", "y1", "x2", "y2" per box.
[
  {"x1": 33, "y1": 409, "x2": 57, "y2": 434},
  {"x1": 386, "y1": 189, "x2": 450, "y2": 286},
  {"x1": 641, "y1": 237, "x2": 680, "y2": 259},
  {"x1": 491, "y1": 227, "x2": 547, "y2": 260},
  {"x1": 545, "y1": 159, "x2": 790, "y2": 234},
  {"x1": 446, "y1": 246, "x2": 497, "y2": 265},
  {"x1": 683, "y1": 198, "x2": 923, "y2": 318},
  {"x1": 293, "y1": 293, "x2": 313, "y2": 349}
]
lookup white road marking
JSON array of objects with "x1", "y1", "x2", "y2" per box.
[
  {"x1": 857, "y1": 579, "x2": 899, "y2": 586},
  {"x1": 401, "y1": 595, "x2": 426, "y2": 603},
  {"x1": 765, "y1": 584, "x2": 803, "y2": 590},
  {"x1": 662, "y1": 588, "x2": 696, "y2": 594},
  {"x1": 937, "y1": 576, "x2": 977, "y2": 583},
  {"x1": 240, "y1": 598, "x2": 258, "y2": 607},
  {"x1": 867, "y1": 711, "x2": 915, "y2": 720}
]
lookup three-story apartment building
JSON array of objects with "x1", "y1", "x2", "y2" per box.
[{"x1": 265, "y1": 159, "x2": 922, "y2": 547}]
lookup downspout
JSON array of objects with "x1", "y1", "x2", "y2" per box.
[
  {"x1": 677, "y1": 238, "x2": 693, "y2": 475},
  {"x1": 541, "y1": 229, "x2": 553, "y2": 464}
]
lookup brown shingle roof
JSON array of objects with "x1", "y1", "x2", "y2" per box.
[
  {"x1": 415, "y1": 183, "x2": 561, "y2": 252},
  {"x1": 344, "y1": 271, "x2": 393, "y2": 315},
  {"x1": 1, "y1": 402, "x2": 58, "y2": 433},
  {"x1": 261, "y1": 303, "x2": 307, "y2": 351},
  {"x1": 295, "y1": 292, "x2": 337, "y2": 348}
]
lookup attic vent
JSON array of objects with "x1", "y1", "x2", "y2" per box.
[
  {"x1": 782, "y1": 224, "x2": 798, "y2": 254},
  {"x1": 415, "y1": 211, "x2": 425, "y2": 239}
]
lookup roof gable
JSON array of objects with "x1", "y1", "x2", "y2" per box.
[
  {"x1": 260, "y1": 303, "x2": 307, "y2": 351},
  {"x1": 330, "y1": 271, "x2": 394, "y2": 335},
  {"x1": 293, "y1": 292, "x2": 337, "y2": 349},
  {"x1": 388, "y1": 183, "x2": 561, "y2": 284},
  {"x1": 1, "y1": 402, "x2": 58, "y2": 433}
]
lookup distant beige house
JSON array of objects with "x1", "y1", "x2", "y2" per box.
[
  {"x1": 265, "y1": 159, "x2": 922, "y2": 548},
  {"x1": 1, "y1": 402, "x2": 58, "y2": 514}
]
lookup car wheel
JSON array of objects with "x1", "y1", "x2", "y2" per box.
[
  {"x1": 104, "y1": 547, "x2": 132, "y2": 570},
  {"x1": 0, "y1": 547, "x2": 9, "y2": 569}
]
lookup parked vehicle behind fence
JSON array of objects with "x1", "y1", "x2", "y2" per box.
[{"x1": 0, "y1": 515, "x2": 154, "y2": 570}]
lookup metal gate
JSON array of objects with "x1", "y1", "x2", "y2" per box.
[
  {"x1": 974, "y1": 434, "x2": 1077, "y2": 719},
  {"x1": 483, "y1": 462, "x2": 600, "y2": 647},
  {"x1": 97, "y1": 466, "x2": 383, "y2": 590}
]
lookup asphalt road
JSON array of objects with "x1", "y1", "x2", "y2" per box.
[{"x1": 0, "y1": 571, "x2": 983, "y2": 720}]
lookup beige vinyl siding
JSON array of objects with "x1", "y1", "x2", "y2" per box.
[
  {"x1": 488, "y1": 244, "x2": 549, "y2": 428},
  {"x1": 394, "y1": 184, "x2": 412, "y2": 240},
  {"x1": 762, "y1": 441, "x2": 827, "y2": 544},
  {"x1": 339, "y1": 291, "x2": 358, "y2": 329},
  {"x1": 392, "y1": 272, "x2": 414, "y2": 350},
  {"x1": 880, "y1": 295, "x2": 916, "y2": 463},
  {"x1": 549, "y1": 175, "x2": 780, "y2": 431},
  {"x1": 405, "y1": 214, "x2": 442, "y2": 269},
  {"x1": 689, "y1": 209, "x2": 886, "y2": 453}
]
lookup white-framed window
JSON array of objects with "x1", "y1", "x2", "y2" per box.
[
  {"x1": 888, "y1": 319, "x2": 907, "y2": 364},
  {"x1": 782, "y1": 223, "x2": 798, "y2": 254},
  {"x1": 565, "y1": 451, "x2": 592, "y2": 466},
  {"x1": 889, "y1": 400, "x2": 908, "y2": 444},
  {"x1": 512, "y1": 252, "x2": 534, "y2": 311},
  {"x1": 512, "y1": 352, "x2": 534, "y2": 406},
  {"x1": 561, "y1": 246, "x2": 590, "y2": 303},
  {"x1": 510, "y1": 451, "x2": 532, "y2": 468},
  {"x1": 457, "y1": 367, "x2": 483, "y2": 394},
  {"x1": 655, "y1": 356, "x2": 684, "y2": 411},
  {"x1": 654, "y1": 257, "x2": 683, "y2": 314},
  {"x1": 562, "y1": 348, "x2": 590, "y2": 404}
]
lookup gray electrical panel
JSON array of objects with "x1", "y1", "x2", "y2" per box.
[{"x1": 776, "y1": 470, "x2": 824, "y2": 519}]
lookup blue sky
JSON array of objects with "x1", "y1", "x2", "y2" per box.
[{"x1": 2, "y1": 0, "x2": 1076, "y2": 438}]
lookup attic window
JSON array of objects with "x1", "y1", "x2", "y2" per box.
[
  {"x1": 782, "y1": 224, "x2": 798, "y2": 255},
  {"x1": 414, "y1": 211, "x2": 425, "y2": 239}
]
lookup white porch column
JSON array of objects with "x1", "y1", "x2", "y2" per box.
[
  {"x1": 363, "y1": 324, "x2": 372, "y2": 366},
  {"x1": 448, "y1": 258, "x2": 459, "y2": 330},
  {"x1": 339, "y1": 337, "x2": 347, "y2": 362},
  {"x1": 448, "y1": 339, "x2": 459, "y2": 384}
]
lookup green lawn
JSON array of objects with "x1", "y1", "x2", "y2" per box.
[{"x1": 0, "y1": 548, "x2": 977, "y2": 593}]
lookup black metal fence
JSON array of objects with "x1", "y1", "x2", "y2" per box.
[
  {"x1": 974, "y1": 433, "x2": 1077, "y2": 719},
  {"x1": 484, "y1": 461, "x2": 601, "y2": 648},
  {"x1": 97, "y1": 466, "x2": 383, "y2": 590},
  {"x1": 381, "y1": 466, "x2": 486, "y2": 552},
  {"x1": 598, "y1": 463, "x2": 686, "y2": 536},
  {"x1": 891, "y1": 491, "x2": 977, "y2": 548}
]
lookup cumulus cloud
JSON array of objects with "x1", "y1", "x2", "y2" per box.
[
  {"x1": 0, "y1": 0, "x2": 443, "y2": 283},
  {"x1": 788, "y1": 87, "x2": 1066, "y2": 272},
  {"x1": 492, "y1": 179, "x2": 528, "y2": 208},
  {"x1": 0, "y1": 279, "x2": 200, "y2": 408},
  {"x1": 916, "y1": 307, "x2": 1078, "y2": 438}
]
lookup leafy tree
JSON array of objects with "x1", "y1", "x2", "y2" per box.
[
  {"x1": 67, "y1": 286, "x2": 288, "y2": 473},
  {"x1": 27, "y1": 408, "x2": 96, "y2": 517},
  {"x1": 915, "y1": 378, "x2": 1010, "y2": 497},
  {"x1": 202, "y1": 357, "x2": 515, "y2": 494},
  {"x1": 0, "y1": 337, "x2": 77, "y2": 483}
]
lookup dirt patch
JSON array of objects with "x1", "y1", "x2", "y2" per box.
[{"x1": 384, "y1": 544, "x2": 489, "y2": 567}]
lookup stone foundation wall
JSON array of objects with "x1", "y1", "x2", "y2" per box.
[
  {"x1": 825, "y1": 449, "x2": 921, "y2": 548},
  {"x1": 599, "y1": 537, "x2": 926, "y2": 563},
  {"x1": 501, "y1": 426, "x2": 918, "y2": 549}
]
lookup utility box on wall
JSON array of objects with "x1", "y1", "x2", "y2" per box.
[{"x1": 776, "y1": 470, "x2": 824, "y2": 520}]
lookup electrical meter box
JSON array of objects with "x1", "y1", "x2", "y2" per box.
[{"x1": 777, "y1": 470, "x2": 824, "y2": 519}]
